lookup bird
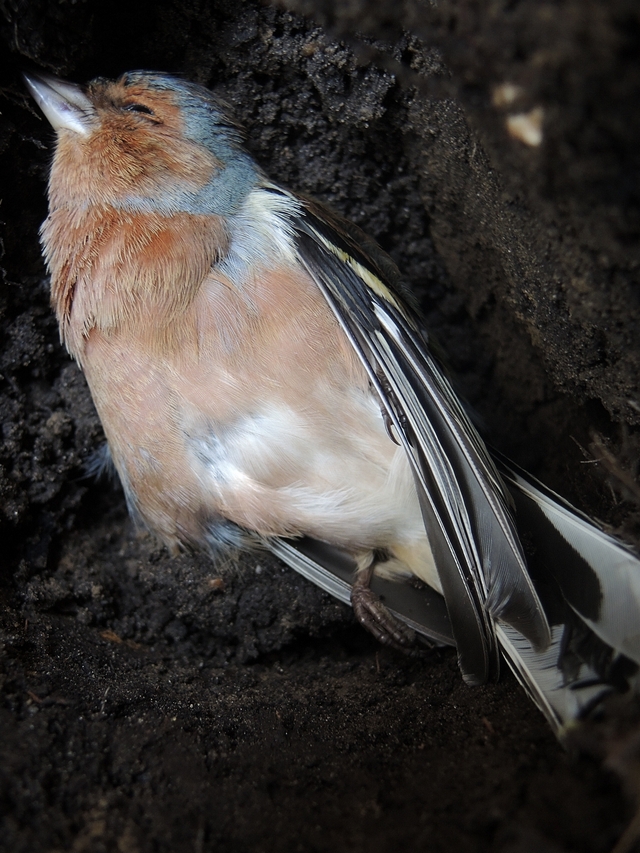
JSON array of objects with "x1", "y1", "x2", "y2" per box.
[{"x1": 24, "y1": 69, "x2": 640, "y2": 739}]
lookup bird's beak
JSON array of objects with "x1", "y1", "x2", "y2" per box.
[{"x1": 24, "y1": 72, "x2": 95, "y2": 137}]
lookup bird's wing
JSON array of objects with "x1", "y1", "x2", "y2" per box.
[
  {"x1": 248, "y1": 186, "x2": 640, "y2": 735},
  {"x1": 264, "y1": 186, "x2": 551, "y2": 686},
  {"x1": 268, "y1": 536, "x2": 455, "y2": 647}
]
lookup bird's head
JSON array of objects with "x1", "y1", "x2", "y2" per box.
[
  {"x1": 24, "y1": 71, "x2": 259, "y2": 215},
  {"x1": 24, "y1": 71, "x2": 256, "y2": 357}
]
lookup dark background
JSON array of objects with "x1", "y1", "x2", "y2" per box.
[{"x1": 1, "y1": 1, "x2": 640, "y2": 850}]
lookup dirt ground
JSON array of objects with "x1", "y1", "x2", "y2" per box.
[{"x1": 1, "y1": 1, "x2": 640, "y2": 851}]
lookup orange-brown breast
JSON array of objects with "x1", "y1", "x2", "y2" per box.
[
  {"x1": 79, "y1": 255, "x2": 375, "y2": 548},
  {"x1": 43, "y1": 206, "x2": 228, "y2": 360}
]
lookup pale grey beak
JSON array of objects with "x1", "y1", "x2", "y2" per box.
[{"x1": 24, "y1": 72, "x2": 95, "y2": 136}]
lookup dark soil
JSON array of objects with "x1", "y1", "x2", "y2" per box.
[{"x1": 1, "y1": 1, "x2": 640, "y2": 850}]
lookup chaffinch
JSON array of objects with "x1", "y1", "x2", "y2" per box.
[{"x1": 25, "y1": 70, "x2": 640, "y2": 738}]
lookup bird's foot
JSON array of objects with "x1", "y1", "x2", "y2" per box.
[{"x1": 351, "y1": 565, "x2": 417, "y2": 653}]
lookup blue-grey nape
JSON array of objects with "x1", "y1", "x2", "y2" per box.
[{"x1": 113, "y1": 71, "x2": 260, "y2": 217}]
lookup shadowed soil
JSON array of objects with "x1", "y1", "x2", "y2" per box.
[{"x1": 1, "y1": 1, "x2": 640, "y2": 851}]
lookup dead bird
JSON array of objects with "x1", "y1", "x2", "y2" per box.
[{"x1": 25, "y1": 69, "x2": 640, "y2": 739}]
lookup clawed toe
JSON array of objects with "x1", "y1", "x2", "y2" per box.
[{"x1": 351, "y1": 581, "x2": 417, "y2": 653}]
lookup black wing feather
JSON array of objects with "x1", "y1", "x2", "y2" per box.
[
  {"x1": 253, "y1": 186, "x2": 640, "y2": 736},
  {"x1": 287, "y1": 197, "x2": 551, "y2": 685}
]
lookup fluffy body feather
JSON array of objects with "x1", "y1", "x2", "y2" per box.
[{"x1": 26, "y1": 70, "x2": 640, "y2": 738}]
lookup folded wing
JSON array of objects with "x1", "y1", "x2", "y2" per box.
[{"x1": 256, "y1": 186, "x2": 640, "y2": 737}]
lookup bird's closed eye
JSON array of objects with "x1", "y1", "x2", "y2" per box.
[{"x1": 123, "y1": 103, "x2": 155, "y2": 117}]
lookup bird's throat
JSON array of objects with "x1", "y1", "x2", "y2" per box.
[{"x1": 41, "y1": 205, "x2": 228, "y2": 362}]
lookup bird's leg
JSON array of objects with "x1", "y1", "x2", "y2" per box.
[{"x1": 351, "y1": 555, "x2": 417, "y2": 651}]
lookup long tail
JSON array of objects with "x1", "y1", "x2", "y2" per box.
[
  {"x1": 266, "y1": 460, "x2": 640, "y2": 739},
  {"x1": 496, "y1": 458, "x2": 640, "y2": 736}
]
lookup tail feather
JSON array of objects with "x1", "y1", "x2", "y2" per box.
[
  {"x1": 495, "y1": 623, "x2": 615, "y2": 737},
  {"x1": 266, "y1": 462, "x2": 640, "y2": 738},
  {"x1": 499, "y1": 458, "x2": 640, "y2": 665}
]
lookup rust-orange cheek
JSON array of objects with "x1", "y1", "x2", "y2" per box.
[{"x1": 49, "y1": 112, "x2": 219, "y2": 211}]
